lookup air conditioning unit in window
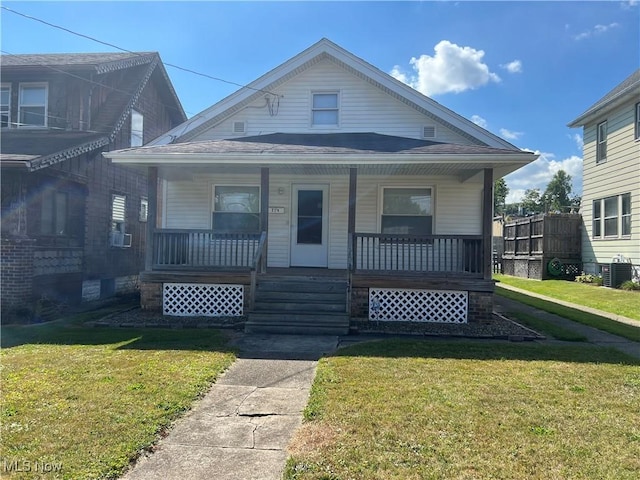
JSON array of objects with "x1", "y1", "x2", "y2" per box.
[{"x1": 110, "y1": 231, "x2": 132, "y2": 248}]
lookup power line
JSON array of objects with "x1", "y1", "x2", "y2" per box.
[{"x1": 1, "y1": 5, "x2": 279, "y2": 96}]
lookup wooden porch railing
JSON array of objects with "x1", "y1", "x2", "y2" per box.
[
  {"x1": 152, "y1": 229, "x2": 265, "y2": 270},
  {"x1": 249, "y1": 232, "x2": 268, "y2": 310},
  {"x1": 350, "y1": 233, "x2": 484, "y2": 276}
]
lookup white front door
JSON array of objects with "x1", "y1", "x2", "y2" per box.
[{"x1": 290, "y1": 184, "x2": 329, "y2": 267}]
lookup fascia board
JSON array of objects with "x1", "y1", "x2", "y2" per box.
[{"x1": 568, "y1": 89, "x2": 640, "y2": 127}]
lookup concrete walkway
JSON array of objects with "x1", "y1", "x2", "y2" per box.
[
  {"x1": 121, "y1": 334, "x2": 339, "y2": 480},
  {"x1": 494, "y1": 294, "x2": 640, "y2": 359}
]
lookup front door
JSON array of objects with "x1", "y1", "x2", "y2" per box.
[{"x1": 290, "y1": 184, "x2": 329, "y2": 267}]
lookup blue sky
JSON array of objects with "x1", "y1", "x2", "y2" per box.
[{"x1": 2, "y1": 1, "x2": 638, "y2": 202}]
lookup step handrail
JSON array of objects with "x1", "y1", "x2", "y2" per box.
[{"x1": 249, "y1": 232, "x2": 268, "y2": 311}]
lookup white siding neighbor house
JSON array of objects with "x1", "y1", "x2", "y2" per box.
[
  {"x1": 105, "y1": 39, "x2": 536, "y2": 333},
  {"x1": 568, "y1": 69, "x2": 640, "y2": 283}
]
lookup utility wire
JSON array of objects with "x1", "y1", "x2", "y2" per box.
[{"x1": 1, "y1": 5, "x2": 280, "y2": 96}]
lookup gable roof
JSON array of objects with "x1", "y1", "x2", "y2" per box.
[
  {"x1": 149, "y1": 38, "x2": 519, "y2": 150},
  {"x1": 568, "y1": 69, "x2": 640, "y2": 127},
  {"x1": 0, "y1": 52, "x2": 186, "y2": 171}
]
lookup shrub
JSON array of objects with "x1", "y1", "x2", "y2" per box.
[
  {"x1": 620, "y1": 280, "x2": 640, "y2": 291},
  {"x1": 575, "y1": 273, "x2": 603, "y2": 286}
]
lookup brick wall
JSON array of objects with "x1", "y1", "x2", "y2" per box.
[
  {"x1": 1, "y1": 238, "x2": 36, "y2": 309},
  {"x1": 140, "y1": 281, "x2": 162, "y2": 311}
]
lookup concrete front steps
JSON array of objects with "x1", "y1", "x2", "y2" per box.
[{"x1": 245, "y1": 274, "x2": 350, "y2": 335}]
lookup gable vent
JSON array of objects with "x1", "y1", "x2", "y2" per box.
[
  {"x1": 233, "y1": 121, "x2": 246, "y2": 135},
  {"x1": 422, "y1": 125, "x2": 436, "y2": 139}
]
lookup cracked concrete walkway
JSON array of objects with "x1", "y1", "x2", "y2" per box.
[{"x1": 121, "y1": 335, "x2": 339, "y2": 480}]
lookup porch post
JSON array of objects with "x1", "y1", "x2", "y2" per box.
[
  {"x1": 144, "y1": 166, "x2": 158, "y2": 271},
  {"x1": 260, "y1": 167, "x2": 269, "y2": 268},
  {"x1": 348, "y1": 168, "x2": 357, "y2": 235},
  {"x1": 483, "y1": 168, "x2": 493, "y2": 280}
]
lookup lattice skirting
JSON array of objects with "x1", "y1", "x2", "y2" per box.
[
  {"x1": 163, "y1": 283, "x2": 243, "y2": 317},
  {"x1": 369, "y1": 288, "x2": 468, "y2": 323}
]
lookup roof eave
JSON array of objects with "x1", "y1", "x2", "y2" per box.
[{"x1": 568, "y1": 85, "x2": 640, "y2": 127}]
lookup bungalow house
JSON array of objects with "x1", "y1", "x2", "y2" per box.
[
  {"x1": 1, "y1": 52, "x2": 186, "y2": 313},
  {"x1": 105, "y1": 39, "x2": 536, "y2": 334},
  {"x1": 568, "y1": 69, "x2": 640, "y2": 283}
]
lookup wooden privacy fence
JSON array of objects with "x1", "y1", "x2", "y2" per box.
[
  {"x1": 502, "y1": 214, "x2": 581, "y2": 280},
  {"x1": 350, "y1": 233, "x2": 484, "y2": 276}
]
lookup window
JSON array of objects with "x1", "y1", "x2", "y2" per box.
[
  {"x1": 111, "y1": 194, "x2": 126, "y2": 233},
  {"x1": 19, "y1": 83, "x2": 47, "y2": 127},
  {"x1": 381, "y1": 187, "x2": 432, "y2": 235},
  {"x1": 131, "y1": 110, "x2": 143, "y2": 147},
  {"x1": 311, "y1": 92, "x2": 338, "y2": 126},
  {"x1": 593, "y1": 193, "x2": 631, "y2": 239},
  {"x1": 635, "y1": 103, "x2": 640, "y2": 140},
  {"x1": 596, "y1": 120, "x2": 607, "y2": 163},
  {"x1": 1, "y1": 84, "x2": 10, "y2": 128},
  {"x1": 139, "y1": 198, "x2": 148, "y2": 222},
  {"x1": 212, "y1": 186, "x2": 260, "y2": 233},
  {"x1": 41, "y1": 191, "x2": 68, "y2": 235}
]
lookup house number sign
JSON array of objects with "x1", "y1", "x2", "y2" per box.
[{"x1": 269, "y1": 207, "x2": 285, "y2": 214}]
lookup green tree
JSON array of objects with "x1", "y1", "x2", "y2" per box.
[
  {"x1": 493, "y1": 178, "x2": 509, "y2": 215},
  {"x1": 543, "y1": 170, "x2": 572, "y2": 213},
  {"x1": 521, "y1": 188, "x2": 543, "y2": 214}
]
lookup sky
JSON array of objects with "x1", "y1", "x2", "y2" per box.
[{"x1": 2, "y1": 1, "x2": 638, "y2": 203}]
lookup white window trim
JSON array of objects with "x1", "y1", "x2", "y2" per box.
[
  {"x1": 139, "y1": 197, "x2": 148, "y2": 222},
  {"x1": 635, "y1": 103, "x2": 640, "y2": 140},
  {"x1": 131, "y1": 109, "x2": 144, "y2": 147},
  {"x1": 1, "y1": 83, "x2": 11, "y2": 128},
  {"x1": 310, "y1": 91, "x2": 340, "y2": 128},
  {"x1": 596, "y1": 120, "x2": 607, "y2": 163},
  {"x1": 377, "y1": 185, "x2": 435, "y2": 235},
  {"x1": 211, "y1": 184, "x2": 261, "y2": 230},
  {"x1": 18, "y1": 82, "x2": 48, "y2": 128},
  {"x1": 593, "y1": 193, "x2": 632, "y2": 240}
]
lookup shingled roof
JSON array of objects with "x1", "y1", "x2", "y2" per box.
[{"x1": 568, "y1": 69, "x2": 640, "y2": 127}]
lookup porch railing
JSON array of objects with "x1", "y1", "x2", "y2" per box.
[
  {"x1": 350, "y1": 233, "x2": 483, "y2": 276},
  {"x1": 152, "y1": 229, "x2": 265, "y2": 270}
]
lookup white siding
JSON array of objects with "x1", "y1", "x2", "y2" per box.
[
  {"x1": 191, "y1": 58, "x2": 474, "y2": 145},
  {"x1": 163, "y1": 172, "x2": 483, "y2": 268},
  {"x1": 580, "y1": 101, "x2": 640, "y2": 273}
]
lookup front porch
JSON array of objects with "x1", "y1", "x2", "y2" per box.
[{"x1": 139, "y1": 229, "x2": 494, "y2": 331}]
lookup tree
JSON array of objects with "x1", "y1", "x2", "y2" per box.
[
  {"x1": 493, "y1": 178, "x2": 509, "y2": 215},
  {"x1": 543, "y1": 170, "x2": 572, "y2": 213},
  {"x1": 520, "y1": 188, "x2": 543, "y2": 214}
]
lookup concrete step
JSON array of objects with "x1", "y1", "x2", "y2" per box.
[
  {"x1": 257, "y1": 280, "x2": 347, "y2": 294},
  {"x1": 244, "y1": 322, "x2": 349, "y2": 335},
  {"x1": 255, "y1": 291, "x2": 347, "y2": 303},
  {"x1": 248, "y1": 312, "x2": 349, "y2": 324},
  {"x1": 253, "y1": 301, "x2": 346, "y2": 313}
]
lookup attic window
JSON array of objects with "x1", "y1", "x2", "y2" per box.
[
  {"x1": 422, "y1": 125, "x2": 436, "y2": 139},
  {"x1": 233, "y1": 121, "x2": 246, "y2": 135},
  {"x1": 131, "y1": 110, "x2": 144, "y2": 147},
  {"x1": 312, "y1": 92, "x2": 339, "y2": 126}
]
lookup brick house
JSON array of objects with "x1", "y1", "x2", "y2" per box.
[{"x1": 1, "y1": 52, "x2": 186, "y2": 312}]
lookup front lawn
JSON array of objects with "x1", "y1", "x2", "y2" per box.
[
  {"x1": 1, "y1": 317, "x2": 235, "y2": 479},
  {"x1": 286, "y1": 340, "x2": 640, "y2": 480},
  {"x1": 494, "y1": 274, "x2": 640, "y2": 321}
]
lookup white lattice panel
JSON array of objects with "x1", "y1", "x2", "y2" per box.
[
  {"x1": 369, "y1": 288, "x2": 468, "y2": 323},
  {"x1": 163, "y1": 283, "x2": 243, "y2": 317}
]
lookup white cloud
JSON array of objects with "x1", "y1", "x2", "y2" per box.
[
  {"x1": 504, "y1": 151, "x2": 583, "y2": 203},
  {"x1": 621, "y1": 1, "x2": 638, "y2": 10},
  {"x1": 573, "y1": 22, "x2": 620, "y2": 40},
  {"x1": 471, "y1": 115, "x2": 488, "y2": 128},
  {"x1": 499, "y1": 128, "x2": 523, "y2": 140},
  {"x1": 500, "y1": 60, "x2": 522, "y2": 74},
  {"x1": 390, "y1": 40, "x2": 500, "y2": 96},
  {"x1": 570, "y1": 133, "x2": 584, "y2": 150}
]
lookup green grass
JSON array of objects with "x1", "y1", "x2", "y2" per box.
[
  {"x1": 494, "y1": 274, "x2": 640, "y2": 321},
  {"x1": 505, "y1": 311, "x2": 587, "y2": 342},
  {"x1": 496, "y1": 286, "x2": 640, "y2": 342},
  {"x1": 1, "y1": 315, "x2": 235, "y2": 480},
  {"x1": 285, "y1": 340, "x2": 640, "y2": 480}
]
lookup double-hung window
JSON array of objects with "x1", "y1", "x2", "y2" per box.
[
  {"x1": 596, "y1": 120, "x2": 607, "y2": 163},
  {"x1": 635, "y1": 103, "x2": 640, "y2": 140},
  {"x1": 212, "y1": 186, "x2": 260, "y2": 233},
  {"x1": 41, "y1": 191, "x2": 68, "y2": 235},
  {"x1": 19, "y1": 83, "x2": 47, "y2": 127},
  {"x1": 593, "y1": 193, "x2": 631, "y2": 239},
  {"x1": 381, "y1": 187, "x2": 433, "y2": 235},
  {"x1": 311, "y1": 92, "x2": 339, "y2": 126},
  {"x1": 1, "y1": 84, "x2": 10, "y2": 128}
]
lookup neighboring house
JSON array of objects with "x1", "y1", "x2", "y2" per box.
[
  {"x1": 1, "y1": 52, "x2": 186, "y2": 311},
  {"x1": 568, "y1": 69, "x2": 640, "y2": 280},
  {"x1": 105, "y1": 39, "x2": 536, "y2": 334}
]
